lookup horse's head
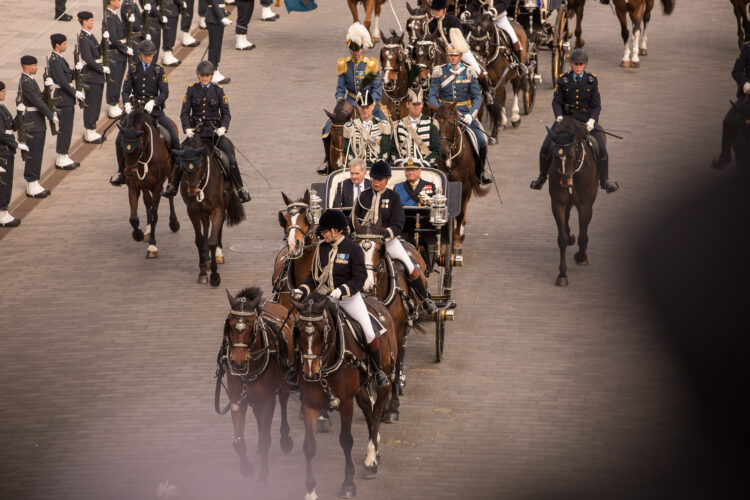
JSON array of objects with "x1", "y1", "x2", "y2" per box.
[
  {"x1": 469, "y1": 16, "x2": 493, "y2": 57},
  {"x1": 546, "y1": 118, "x2": 588, "y2": 187},
  {"x1": 324, "y1": 100, "x2": 355, "y2": 170},
  {"x1": 117, "y1": 117, "x2": 147, "y2": 177},
  {"x1": 278, "y1": 189, "x2": 313, "y2": 259},
  {"x1": 429, "y1": 102, "x2": 461, "y2": 164},
  {"x1": 413, "y1": 33, "x2": 439, "y2": 89},
  {"x1": 290, "y1": 294, "x2": 334, "y2": 382},
  {"x1": 380, "y1": 30, "x2": 408, "y2": 92},
  {"x1": 224, "y1": 287, "x2": 264, "y2": 376},
  {"x1": 352, "y1": 214, "x2": 386, "y2": 294},
  {"x1": 172, "y1": 139, "x2": 208, "y2": 198},
  {"x1": 405, "y1": 3, "x2": 430, "y2": 49}
]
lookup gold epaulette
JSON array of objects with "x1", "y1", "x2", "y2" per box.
[
  {"x1": 365, "y1": 57, "x2": 379, "y2": 72},
  {"x1": 337, "y1": 57, "x2": 350, "y2": 75},
  {"x1": 188, "y1": 83, "x2": 195, "y2": 87}
]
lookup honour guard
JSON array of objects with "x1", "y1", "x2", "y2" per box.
[
  {"x1": 353, "y1": 160, "x2": 437, "y2": 313},
  {"x1": 428, "y1": 44, "x2": 492, "y2": 185},
  {"x1": 162, "y1": 61, "x2": 250, "y2": 202},
  {"x1": 532, "y1": 49, "x2": 618, "y2": 192},
  {"x1": 78, "y1": 10, "x2": 107, "y2": 144},
  {"x1": 105, "y1": 0, "x2": 132, "y2": 119},
  {"x1": 712, "y1": 41, "x2": 750, "y2": 169},
  {"x1": 390, "y1": 88, "x2": 441, "y2": 167},
  {"x1": 0, "y1": 81, "x2": 29, "y2": 226},
  {"x1": 140, "y1": 1, "x2": 163, "y2": 58},
  {"x1": 179, "y1": 0, "x2": 201, "y2": 47},
  {"x1": 290, "y1": 208, "x2": 390, "y2": 388},
  {"x1": 205, "y1": 0, "x2": 232, "y2": 84},
  {"x1": 393, "y1": 157, "x2": 437, "y2": 207},
  {"x1": 48, "y1": 34, "x2": 82, "y2": 170},
  {"x1": 161, "y1": 1, "x2": 183, "y2": 66},
  {"x1": 342, "y1": 87, "x2": 393, "y2": 169}
]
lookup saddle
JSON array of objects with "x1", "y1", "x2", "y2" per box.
[
  {"x1": 156, "y1": 123, "x2": 171, "y2": 144},
  {"x1": 333, "y1": 301, "x2": 387, "y2": 350}
]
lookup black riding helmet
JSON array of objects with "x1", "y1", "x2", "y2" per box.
[
  {"x1": 318, "y1": 209, "x2": 349, "y2": 232},
  {"x1": 369, "y1": 160, "x2": 392, "y2": 179},
  {"x1": 196, "y1": 60, "x2": 215, "y2": 75},
  {"x1": 138, "y1": 39, "x2": 156, "y2": 56},
  {"x1": 570, "y1": 49, "x2": 588, "y2": 64}
]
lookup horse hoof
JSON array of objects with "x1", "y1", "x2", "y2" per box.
[
  {"x1": 210, "y1": 275, "x2": 221, "y2": 287},
  {"x1": 555, "y1": 276, "x2": 569, "y2": 287},
  {"x1": 339, "y1": 483, "x2": 357, "y2": 498},
  {"x1": 620, "y1": 60, "x2": 631, "y2": 68},
  {"x1": 198, "y1": 275, "x2": 208, "y2": 284},
  {"x1": 511, "y1": 119, "x2": 521, "y2": 128},
  {"x1": 361, "y1": 463, "x2": 378, "y2": 479},
  {"x1": 574, "y1": 252, "x2": 588, "y2": 265},
  {"x1": 639, "y1": 48, "x2": 647, "y2": 56},
  {"x1": 239, "y1": 457, "x2": 254, "y2": 478},
  {"x1": 567, "y1": 234, "x2": 576, "y2": 246},
  {"x1": 132, "y1": 229, "x2": 144, "y2": 242},
  {"x1": 488, "y1": 136, "x2": 498, "y2": 145},
  {"x1": 146, "y1": 250, "x2": 158, "y2": 259},
  {"x1": 630, "y1": 61, "x2": 640, "y2": 68},
  {"x1": 383, "y1": 410, "x2": 399, "y2": 424},
  {"x1": 216, "y1": 255, "x2": 225, "y2": 265},
  {"x1": 317, "y1": 416, "x2": 332, "y2": 433},
  {"x1": 280, "y1": 435, "x2": 294, "y2": 454},
  {"x1": 169, "y1": 219, "x2": 180, "y2": 232},
  {"x1": 576, "y1": 39, "x2": 585, "y2": 48}
]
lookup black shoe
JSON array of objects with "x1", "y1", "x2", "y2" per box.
[
  {"x1": 237, "y1": 187, "x2": 251, "y2": 203},
  {"x1": 0, "y1": 217, "x2": 21, "y2": 227},
  {"x1": 711, "y1": 155, "x2": 730, "y2": 170},
  {"x1": 530, "y1": 175, "x2": 546, "y2": 190},
  {"x1": 375, "y1": 370, "x2": 389, "y2": 388},
  {"x1": 601, "y1": 178, "x2": 619, "y2": 193},
  {"x1": 480, "y1": 171, "x2": 493, "y2": 185},
  {"x1": 26, "y1": 190, "x2": 51, "y2": 199},
  {"x1": 57, "y1": 13, "x2": 73, "y2": 21},
  {"x1": 110, "y1": 172, "x2": 125, "y2": 187}
]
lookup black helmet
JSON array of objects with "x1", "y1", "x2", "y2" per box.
[
  {"x1": 318, "y1": 209, "x2": 349, "y2": 232},
  {"x1": 138, "y1": 40, "x2": 156, "y2": 56},
  {"x1": 370, "y1": 160, "x2": 392, "y2": 179},
  {"x1": 570, "y1": 49, "x2": 588, "y2": 64},
  {"x1": 196, "y1": 60, "x2": 215, "y2": 75}
]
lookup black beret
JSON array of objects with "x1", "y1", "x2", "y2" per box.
[
  {"x1": 370, "y1": 160, "x2": 392, "y2": 179},
  {"x1": 318, "y1": 209, "x2": 349, "y2": 232},
  {"x1": 50, "y1": 33, "x2": 67, "y2": 46},
  {"x1": 0, "y1": 81, "x2": 5, "y2": 92},
  {"x1": 77, "y1": 11, "x2": 93, "y2": 20},
  {"x1": 20, "y1": 55, "x2": 37, "y2": 65}
]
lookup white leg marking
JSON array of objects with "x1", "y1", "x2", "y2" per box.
[
  {"x1": 500, "y1": 106, "x2": 508, "y2": 127},
  {"x1": 631, "y1": 30, "x2": 641, "y2": 63},
  {"x1": 640, "y1": 25, "x2": 648, "y2": 50},
  {"x1": 144, "y1": 224, "x2": 151, "y2": 237},
  {"x1": 148, "y1": 244, "x2": 158, "y2": 253},
  {"x1": 459, "y1": 222, "x2": 465, "y2": 238},
  {"x1": 373, "y1": 15, "x2": 380, "y2": 40},
  {"x1": 304, "y1": 490, "x2": 318, "y2": 500},
  {"x1": 622, "y1": 39, "x2": 631, "y2": 64},
  {"x1": 377, "y1": 432, "x2": 381, "y2": 446},
  {"x1": 511, "y1": 93, "x2": 521, "y2": 122},
  {"x1": 364, "y1": 439, "x2": 377, "y2": 467}
]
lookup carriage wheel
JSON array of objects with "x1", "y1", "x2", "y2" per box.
[
  {"x1": 523, "y1": 53, "x2": 538, "y2": 115},
  {"x1": 551, "y1": 7, "x2": 568, "y2": 86},
  {"x1": 435, "y1": 315, "x2": 445, "y2": 363}
]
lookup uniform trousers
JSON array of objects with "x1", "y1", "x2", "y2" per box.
[
  {"x1": 84, "y1": 82, "x2": 103, "y2": 129},
  {"x1": 206, "y1": 22, "x2": 224, "y2": 66},
  {"x1": 386, "y1": 238, "x2": 415, "y2": 275},
  {"x1": 24, "y1": 118, "x2": 47, "y2": 182},
  {"x1": 495, "y1": 13, "x2": 519, "y2": 44},
  {"x1": 235, "y1": 0, "x2": 254, "y2": 34},
  {"x1": 107, "y1": 59, "x2": 127, "y2": 105},
  {"x1": 163, "y1": 5, "x2": 180, "y2": 50},
  {"x1": 331, "y1": 292, "x2": 377, "y2": 343},
  {"x1": 56, "y1": 104, "x2": 75, "y2": 154},
  {"x1": 0, "y1": 154, "x2": 13, "y2": 210},
  {"x1": 198, "y1": 0, "x2": 207, "y2": 17},
  {"x1": 181, "y1": 0, "x2": 196, "y2": 31},
  {"x1": 55, "y1": 0, "x2": 67, "y2": 17}
]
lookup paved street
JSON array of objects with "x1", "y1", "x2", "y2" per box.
[{"x1": 0, "y1": 1, "x2": 740, "y2": 499}]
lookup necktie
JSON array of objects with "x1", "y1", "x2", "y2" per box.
[{"x1": 354, "y1": 184, "x2": 360, "y2": 200}]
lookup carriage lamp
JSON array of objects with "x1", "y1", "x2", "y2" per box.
[
  {"x1": 309, "y1": 190, "x2": 322, "y2": 225},
  {"x1": 429, "y1": 193, "x2": 448, "y2": 228}
]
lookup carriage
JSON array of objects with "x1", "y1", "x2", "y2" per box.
[{"x1": 311, "y1": 166, "x2": 462, "y2": 362}]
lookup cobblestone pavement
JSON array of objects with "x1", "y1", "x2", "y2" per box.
[{"x1": 0, "y1": 1, "x2": 739, "y2": 499}]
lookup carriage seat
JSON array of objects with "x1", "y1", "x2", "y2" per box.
[{"x1": 325, "y1": 167, "x2": 446, "y2": 209}]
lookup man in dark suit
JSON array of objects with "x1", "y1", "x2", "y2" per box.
[
  {"x1": 333, "y1": 158, "x2": 371, "y2": 208},
  {"x1": 77, "y1": 10, "x2": 107, "y2": 144},
  {"x1": 48, "y1": 33, "x2": 82, "y2": 170}
]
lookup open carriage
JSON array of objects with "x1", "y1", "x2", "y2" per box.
[{"x1": 311, "y1": 166, "x2": 462, "y2": 362}]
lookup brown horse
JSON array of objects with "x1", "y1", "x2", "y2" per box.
[
  {"x1": 612, "y1": 0, "x2": 675, "y2": 68},
  {"x1": 379, "y1": 30, "x2": 412, "y2": 122},
  {"x1": 324, "y1": 100, "x2": 356, "y2": 173},
  {"x1": 347, "y1": 0, "x2": 387, "y2": 43},
  {"x1": 405, "y1": 2, "x2": 432, "y2": 51},
  {"x1": 731, "y1": 0, "x2": 750, "y2": 47},
  {"x1": 216, "y1": 287, "x2": 294, "y2": 480},
  {"x1": 546, "y1": 117, "x2": 600, "y2": 286},
  {"x1": 116, "y1": 109, "x2": 180, "y2": 258},
  {"x1": 428, "y1": 101, "x2": 488, "y2": 250},
  {"x1": 412, "y1": 31, "x2": 448, "y2": 95},
  {"x1": 174, "y1": 135, "x2": 246, "y2": 286},
  {"x1": 562, "y1": 0, "x2": 588, "y2": 49},
  {"x1": 291, "y1": 293, "x2": 396, "y2": 499}
]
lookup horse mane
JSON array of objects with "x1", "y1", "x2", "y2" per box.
[
  {"x1": 331, "y1": 99, "x2": 355, "y2": 122},
  {"x1": 383, "y1": 29, "x2": 402, "y2": 45},
  {"x1": 237, "y1": 287, "x2": 262, "y2": 302},
  {"x1": 124, "y1": 108, "x2": 152, "y2": 129},
  {"x1": 555, "y1": 117, "x2": 587, "y2": 140}
]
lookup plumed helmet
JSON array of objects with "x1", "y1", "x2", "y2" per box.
[
  {"x1": 370, "y1": 160, "x2": 392, "y2": 179},
  {"x1": 407, "y1": 87, "x2": 423, "y2": 104},
  {"x1": 570, "y1": 49, "x2": 588, "y2": 64},
  {"x1": 196, "y1": 60, "x2": 216, "y2": 75},
  {"x1": 346, "y1": 22, "x2": 373, "y2": 51},
  {"x1": 138, "y1": 40, "x2": 157, "y2": 55},
  {"x1": 318, "y1": 209, "x2": 349, "y2": 232},
  {"x1": 356, "y1": 89, "x2": 375, "y2": 107},
  {"x1": 430, "y1": 0, "x2": 448, "y2": 10}
]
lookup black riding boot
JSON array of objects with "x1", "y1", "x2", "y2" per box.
[
  {"x1": 408, "y1": 269, "x2": 437, "y2": 314},
  {"x1": 479, "y1": 72, "x2": 494, "y2": 105},
  {"x1": 161, "y1": 166, "x2": 182, "y2": 197},
  {"x1": 531, "y1": 150, "x2": 551, "y2": 189},
  {"x1": 476, "y1": 148, "x2": 492, "y2": 185},
  {"x1": 286, "y1": 331, "x2": 300, "y2": 387},
  {"x1": 512, "y1": 42, "x2": 528, "y2": 76},
  {"x1": 229, "y1": 162, "x2": 251, "y2": 203},
  {"x1": 110, "y1": 146, "x2": 126, "y2": 186},
  {"x1": 367, "y1": 340, "x2": 389, "y2": 388},
  {"x1": 598, "y1": 156, "x2": 619, "y2": 193},
  {"x1": 711, "y1": 120, "x2": 733, "y2": 169},
  {"x1": 317, "y1": 136, "x2": 331, "y2": 175}
]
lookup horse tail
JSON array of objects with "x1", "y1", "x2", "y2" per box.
[
  {"x1": 225, "y1": 191, "x2": 246, "y2": 227},
  {"x1": 472, "y1": 183, "x2": 491, "y2": 197},
  {"x1": 660, "y1": 0, "x2": 675, "y2": 15}
]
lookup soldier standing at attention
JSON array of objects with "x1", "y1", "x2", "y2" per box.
[
  {"x1": 78, "y1": 10, "x2": 107, "y2": 144},
  {"x1": 0, "y1": 81, "x2": 29, "y2": 227},
  {"x1": 48, "y1": 34, "x2": 82, "y2": 170},
  {"x1": 205, "y1": 0, "x2": 233, "y2": 84},
  {"x1": 105, "y1": 0, "x2": 132, "y2": 119}
]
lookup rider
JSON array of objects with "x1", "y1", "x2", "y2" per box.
[
  {"x1": 489, "y1": 0, "x2": 528, "y2": 74},
  {"x1": 428, "y1": 44, "x2": 492, "y2": 186},
  {"x1": 318, "y1": 22, "x2": 388, "y2": 175},
  {"x1": 291, "y1": 208, "x2": 390, "y2": 388},
  {"x1": 393, "y1": 157, "x2": 437, "y2": 207},
  {"x1": 111, "y1": 39, "x2": 179, "y2": 187},
  {"x1": 711, "y1": 41, "x2": 750, "y2": 170},
  {"x1": 390, "y1": 88, "x2": 442, "y2": 167},
  {"x1": 353, "y1": 160, "x2": 437, "y2": 313},
  {"x1": 532, "y1": 48, "x2": 619, "y2": 193},
  {"x1": 342, "y1": 88, "x2": 393, "y2": 167},
  {"x1": 162, "y1": 60, "x2": 251, "y2": 203}
]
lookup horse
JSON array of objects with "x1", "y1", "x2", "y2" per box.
[
  {"x1": 469, "y1": 10, "x2": 528, "y2": 141},
  {"x1": 346, "y1": 0, "x2": 387, "y2": 43},
  {"x1": 545, "y1": 117, "x2": 601, "y2": 286},
  {"x1": 428, "y1": 101, "x2": 488, "y2": 250},
  {"x1": 412, "y1": 31, "x2": 448, "y2": 96},
  {"x1": 379, "y1": 30, "x2": 412, "y2": 122},
  {"x1": 324, "y1": 100, "x2": 356, "y2": 173},
  {"x1": 405, "y1": 2, "x2": 432, "y2": 51},
  {"x1": 173, "y1": 135, "x2": 246, "y2": 286},
  {"x1": 728, "y1": 97, "x2": 750, "y2": 172},
  {"x1": 291, "y1": 293, "x2": 397, "y2": 500},
  {"x1": 731, "y1": 0, "x2": 750, "y2": 48},
  {"x1": 116, "y1": 109, "x2": 180, "y2": 258},
  {"x1": 612, "y1": 0, "x2": 675, "y2": 68},
  {"x1": 216, "y1": 287, "x2": 295, "y2": 480}
]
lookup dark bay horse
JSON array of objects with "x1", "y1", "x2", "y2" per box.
[
  {"x1": 728, "y1": 97, "x2": 750, "y2": 173},
  {"x1": 324, "y1": 100, "x2": 356, "y2": 172},
  {"x1": 379, "y1": 30, "x2": 412, "y2": 122},
  {"x1": 174, "y1": 136, "x2": 246, "y2": 286},
  {"x1": 731, "y1": 0, "x2": 750, "y2": 47},
  {"x1": 546, "y1": 117, "x2": 600, "y2": 286},
  {"x1": 428, "y1": 101, "x2": 488, "y2": 250},
  {"x1": 613, "y1": 0, "x2": 675, "y2": 67},
  {"x1": 405, "y1": 2, "x2": 431, "y2": 52},
  {"x1": 412, "y1": 31, "x2": 447, "y2": 95},
  {"x1": 561, "y1": 0, "x2": 588, "y2": 50},
  {"x1": 346, "y1": 0, "x2": 387, "y2": 43},
  {"x1": 291, "y1": 294, "x2": 397, "y2": 499},
  {"x1": 217, "y1": 287, "x2": 294, "y2": 480},
  {"x1": 116, "y1": 109, "x2": 180, "y2": 258}
]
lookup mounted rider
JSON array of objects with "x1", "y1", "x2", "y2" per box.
[
  {"x1": 342, "y1": 84, "x2": 394, "y2": 168},
  {"x1": 111, "y1": 39, "x2": 179, "y2": 187},
  {"x1": 291, "y1": 208, "x2": 390, "y2": 388},
  {"x1": 352, "y1": 160, "x2": 437, "y2": 313},
  {"x1": 162, "y1": 60, "x2": 251, "y2": 203},
  {"x1": 319, "y1": 22, "x2": 388, "y2": 175},
  {"x1": 711, "y1": 40, "x2": 750, "y2": 170},
  {"x1": 428, "y1": 43, "x2": 492, "y2": 185},
  {"x1": 390, "y1": 87, "x2": 442, "y2": 167},
  {"x1": 488, "y1": 0, "x2": 528, "y2": 74},
  {"x1": 532, "y1": 49, "x2": 619, "y2": 193}
]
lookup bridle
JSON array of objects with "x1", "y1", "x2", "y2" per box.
[
  {"x1": 439, "y1": 113, "x2": 465, "y2": 169},
  {"x1": 122, "y1": 122, "x2": 154, "y2": 181},
  {"x1": 555, "y1": 140, "x2": 587, "y2": 180},
  {"x1": 281, "y1": 201, "x2": 316, "y2": 259},
  {"x1": 406, "y1": 13, "x2": 430, "y2": 46},
  {"x1": 182, "y1": 151, "x2": 213, "y2": 203},
  {"x1": 296, "y1": 309, "x2": 334, "y2": 383},
  {"x1": 223, "y1": 299, "x2": 271, "y2": 380}
]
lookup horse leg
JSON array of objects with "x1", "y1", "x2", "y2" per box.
[
  {"x1": 640, "y1": 1, "x2": 652, "y2": 56},
  {"x1": 565, "y1": 203, "x2": 576, "y2": 246},
  {"x1": 616, "y1": 2, "x2": 631, "y2": 67},
  {"x1": 371, "y1": 1, "x2": 381, "y2": 42},
  {"x1": 278, "y1": 385, "x2": 294, "y2": 453},
  {"x1": 302, "y1": 402, "x2": 319, "y2": 500},
  {"x1": 168, "y1": 189, "x2": 180, "y2": 232},
  {"x1": 453, "y1": 188, "x2": 470, "y2": 251},
  {"x1": 574, "y1": 203, "x2": 593, "y2": 265},
  {"x1": 383, "y1": 321, "x2": 406, "y2": 423},
  {"x1": 363, "y1": 0, "x2": 375, "y2": 34},
  {"x1": 510, "y1": 80, "x2": 522, "y2": 127},
  {"x1": 574, "y1": 3, "x2": 585, "y2": 48},
  {"x1": 215, "y1": 223, "x2": 225, "y2": 265},
  {"x1": 741, "y1": 1, "x2": 750, "y2": 45},
  {"x1": 552, "y1": 200, "x2": 570, "y2": 286},
  {"x1": 629, "y1": 3, "x2": 646, "y2": 68},
  {"x1": 231, "y1": 398, "x2": 255, "y2": 477},
  {"x1": 128, "y1": 186, "x2": 144, "y2": 242},
  {"x1": 498, "y1": 85, "x2": 508, "y2": 131},
  {"x1": 252, "y1": 392, "x2": 275, "y2": 483},
  {"x1": 143, "y1": 189, "x2": 159, "y2": 259},
  {"x1": 140, "y1": 189, "x2": 152, "y2": 242},
  {"x1": 354, "y1": 388, "x2": 378, "y2": 477},
  {"x1": 338, "y1": 397, "x2": 357, "y2": 498},
  {"x1": 193, "y1": 212, "x2": 208, "y2": 284},
  {"x1": 347, "y1": 0, "x2": 359, "y2": 24},
  {"x1": 364, "y1": 383, "x2": 391, "y2": 477},
  {"x1": 208, "y1": 209, "x2": 222, "y2": 287}
]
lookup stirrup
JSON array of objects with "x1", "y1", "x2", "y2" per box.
[
  {"x1": 601, "y1": 179, "x2": 619, "y2": 193},
  {"x1": 161, "y1": 183, "x2": 177, "y2": 197},
  {"x1": 110, "y1": 172, "x2": 124, "y2": 187},
  {"x1": 375, "y1": 370, "x2": 389, "y2": 388}
]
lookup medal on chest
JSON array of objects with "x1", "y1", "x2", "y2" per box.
[{"x1": 334, "y1": 253, "x2": 350, "y2": 264}]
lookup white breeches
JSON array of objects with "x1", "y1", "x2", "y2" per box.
[
  {"x1": 386, "y1": 238, "x2": 415, "y2": 275},
  {"x1": 461, "y1": 50, "x2": 482, "y2": 75},
  {"x1": 335, "y1": 292, "x2": 376, "y2": 344},
  {"x1": 495, "y1": 15, "x2": 519, "y2": 45}
]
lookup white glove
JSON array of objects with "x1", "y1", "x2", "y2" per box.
[
  {"x1": 103, "y1": 31, "x2": 110, "y2": 40},
  {"x1": 75, "y1": 90, "x2": 85, "y2": 101},
  {"x1": 17, "y1": 143, "x2": 29, "y2": 152},
  {"x1": 329, "y1": 288, "x2": 342, "y2": 300},
  {"x1": 124, "y1": 102, "x2": 133, "y2": 114},
  {"x1": 129, "y1": 14, "x2": 135, "y2": 22},
  {"x1": 16, "y1": 103, "x2": 26, "y2": 113},
  {"x1": 215, "y1": 126, "x2": 226, "y2": 136},
  {"x1": 103, "y1": 66, "x2": 111, "y2": 75},
  {"x1": 146, "y1": 34, "x2": 152, "y2": 41},
  {"x1": 221, "y1": 17, "x2": 233, "y2": 26},
  {"x1": 144, "y1": 3, "x2": 152, "y2": 11},
  {"x1": 126, "y1": 47, "x2": 134, "y2": 56},
  {"x1": 144, "y1": 100, "x2": 155, "y2": 113},
  {"x1": 75, "y1": 61, "x2": 84, "y2": 71},
  {"x1": 461, "y1": 114, "x2": 473, "y2": 125},
  {"x1": 744, "y1": 82, "x2": 750, "y2": 94},
  {"x1": 161, "y1": 16, "x2": 168, "y2": 24},
  {"x1": 291, "y1": 288, "x2": 303, "y2": 300},
  {"x1": 185, "y1": 128, "x2": 195, "y2": 138},
  {"x1": 586, "y1": 118, "x2": 595, "y2": 132},
  {"x1": 52, "y1": 113, "x2": 59, "y2": 126},
  {"x1": 44, "y1": 77, "x2": 54, "y2": 87},
  {"x1": 555, "y1": 115, "x2": 563, "y2": 123}
]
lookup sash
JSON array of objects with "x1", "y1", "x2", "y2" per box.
[
  {"x1": 401, "y1": 118, "x2": 431, "y2": 156},
  {"x1": 353, "y1": 120, "x2": 380, "y2": 156}
]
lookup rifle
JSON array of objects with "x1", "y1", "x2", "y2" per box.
[
  {"x1": 143, "y1": 1, "x2": 153, "y2": 41},
  {"x1": 124, "y1": 1, "x2": 136, "y2": 65},
  {"x1": 101, "y1": 1, "x2": 116, "y2": 84},
  {"x1": 158, "y1": 0, "x2": 169, "y2": 27},
  {"x1": 73, "y1": 44, "x2": 89, "y2": 109},
  {"x1": 14, "y1": 87, "x2": 33, "y2": 161},
  {"x1": 43, "y1": 58, "x2": 62, "y2": 136}
]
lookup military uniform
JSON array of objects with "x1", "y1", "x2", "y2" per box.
[
  {"x1": 343, "y1": 118, "x2": 393, "y2": 167},
  {"x1": 390, "y1": 115, "x2": 442, "y2": 167},
  {"x1": 48, "y1": 50, "x2": 78, "y2": 166},
  {"x1": 0, "y1": 102, "x2": 19, "y2": 213},
  {"x1": 139, "y1": 0, "x2": 163, "y2": 57},
  {"x1": 394, "y1": 177, "x2": 437, "y2": 207},
  {"x1": 120, "y1": 61, "x2": 178, "y2": 147},
  {"x1": 714, "y1": 42, "x2": 750, "y2": 167},
  {"x1": 78, "y1": 28, "x2": 105, "y2": 134},
  {"x1": 121, "y1": 0, "x2": 144, "y2": 49},
  {"x1": 18, "y1": 73, "x2": 54, "y2": 186},
  {"x1": 298, "y1": 236, "x2": 366, "y2": 300},
  {"x1": 106, "y1": 6, "x2": 129, "y2": 111},
  {"x1": 161, "y1": 1, "x2": 182, "y2": 62},
  {"x1": 205, "y1": 0, "x2": 228, "y2": 78}
]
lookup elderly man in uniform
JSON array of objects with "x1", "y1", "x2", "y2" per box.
[
  {"x1": 0, "y1": 81, "x2": 30, "y2": 226},
  {"x1": 429, "y1": 44, "x2": 492, "y2": 185},
  {"x1": 393, "y1": 157, "x2": 437, "y2": 207},
  {"x1": 105, "y1": 0, "x2": 133, "y2": 119},
  {"x1": 333, "y1": 158, "x2": 371, "y2": 208},
  {"x1": 161, "y1": 61, "x2": 250, "y2": 202},
  {"x1": 48, "y1": 34, "x2": 83, "y2": 170},
  {"x1": 342, "y1": 89, "x2": 393, "y2": 170},
  {"x1": 711, "y1": 41, "x2": 750, "y2": 170},
  {"x1": 532, "y1": 48, "x2": 618, "y2": 192},
  {"x1": 391, "y1": 87, "x2": 441, "y2": 167},
  {"x1": 78, "y1": 10, "x2": 107, "y2": 144}
]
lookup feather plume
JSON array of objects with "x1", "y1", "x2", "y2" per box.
[
  {"x1": 407, "y1": 64, "x2": 422, "y2": 88},
  {"x1": 346, "y1": 22, "x2": 373, "y2": 49},
  {"x1": 360, "y1": 71, "x2": 378, "y2": 92}
]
